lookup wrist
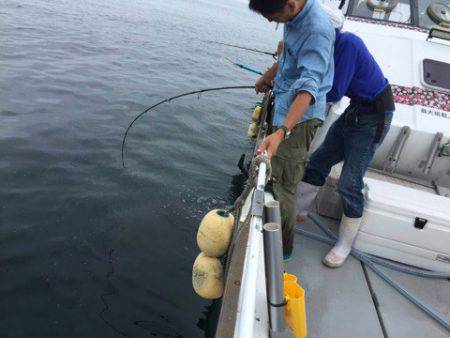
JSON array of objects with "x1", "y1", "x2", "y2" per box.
[
  {"x1": 283, "y1": 121, "x2": 294, "y2": 130},
  {"x1": 263, "y1": 66, "x2": 276, "y2": 82},
  {"x1": 277, "y1": 124, "x2": 291, "y2": 140},
  {"x1": 262, "y1": 72, "x2": 273, "y2": 83},
  {"x1": 275, "y1": 128, "x2": 285, "y2": 137}
]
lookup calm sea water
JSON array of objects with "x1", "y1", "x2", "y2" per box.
[{"x1": 0, "y1": 0, "x2": 280, "y2": 337}]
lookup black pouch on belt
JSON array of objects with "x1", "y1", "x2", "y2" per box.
[
  {"x1": 373, "y1": 84, "x2": 395, "y2": 143},
  {"x1": 352, "y1": 85, "x2": 395, "y2": 142}
]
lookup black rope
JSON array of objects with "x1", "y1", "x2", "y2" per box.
[{"x1": 121, "y1": 85, "x2": 254, "y2": 168}]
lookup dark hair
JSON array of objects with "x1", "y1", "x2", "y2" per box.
[{"x1": 249, "y1": 0, "x2": 288, "y2": 15}]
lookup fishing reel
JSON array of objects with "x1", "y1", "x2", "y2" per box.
[
  {"x1": 366, "y1": 0, "x2": 400, "y2": 12},
  {"x1": 427, "y1": 0, "x2": 450, "y2": 27}
]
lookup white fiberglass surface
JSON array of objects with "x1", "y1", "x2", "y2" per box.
[
  {"x1": 339, "y1": 21, "x2": 450, "y2": 134},
  {"x1": 343, "y1": 20, "x2": 450, "y2": 88}
]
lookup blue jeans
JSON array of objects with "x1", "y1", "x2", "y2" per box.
[{"x1": 302, "y1": 104, "x2": 393, "y2": 218}]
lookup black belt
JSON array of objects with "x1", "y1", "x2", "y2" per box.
[
  {"x1": 352, "y1": 84, "x2": 395, "y2": 111},
  {"x1": 351, "y1": 85, "x2": 395, "y2": 143}
]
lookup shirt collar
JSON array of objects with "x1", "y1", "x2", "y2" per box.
[{"x1": 286, "y1": 0, "x2": 313, "y2": 29}]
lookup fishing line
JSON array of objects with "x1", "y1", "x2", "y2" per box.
[
  {"x1": 99, "y1": 249, "x2": 132, "y2": 338},
  {"x1": 205, "y1": 40, "x2": 277, "y2": 59},
  {"x1": 121, "y1": 85, "x2": 254, "y2": 168}
]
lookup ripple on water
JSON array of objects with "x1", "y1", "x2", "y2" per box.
[{"x1": 0, "y1": 0, "x2": 280, "y2": 336}]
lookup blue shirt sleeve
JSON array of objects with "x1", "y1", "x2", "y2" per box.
[
  {"x1": 327, "y1": 36, "x2": 358, "y2": 102},
  {"x1": 288, "y1": 30, "x2": 334, "y2": 105}
]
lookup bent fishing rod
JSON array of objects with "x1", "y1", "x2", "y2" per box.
[{"x1": 121, "y1": 85, "x2": 255, "y2": 168}]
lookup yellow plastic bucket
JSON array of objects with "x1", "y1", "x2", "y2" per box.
[
  {"x1": 284, "y1": 274, "x2": 307, "y2": 338},
  {"x1": 284, "y1": 272, "x2": 297, "y2": 283}
]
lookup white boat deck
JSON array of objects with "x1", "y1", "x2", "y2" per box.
[{"x1": 286, "y1": 215, "x2": 450, "y2": 338}]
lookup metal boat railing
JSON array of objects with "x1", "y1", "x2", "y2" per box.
[{"x1": 216, "y1": 92, "x2": 286, "y2": 338}]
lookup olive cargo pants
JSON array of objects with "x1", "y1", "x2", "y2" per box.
[{"x1": 270, "y1": 119, "x2": 322, "y2": 256}]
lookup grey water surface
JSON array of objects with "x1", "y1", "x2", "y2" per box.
[{"x1": 0, "y1": 0, "x2": 280, "y2": 337}]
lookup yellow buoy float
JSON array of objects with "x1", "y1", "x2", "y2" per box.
[
  {"x1": 247, "y1": 122, "x2": 258, "y2": 139},
  {"x1": 252, "y1": 105, "x2": 262, "y2": 122},
  {"x1": 192, "y1": 252, "x2": 224, "y2": 299},
  {"x1": 197, "y1": 209, "x2": 234, "y2": 257}
]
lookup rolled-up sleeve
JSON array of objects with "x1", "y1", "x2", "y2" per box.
[{"x1": 288, "y1": 31, "x2": 334, "y2": 105}]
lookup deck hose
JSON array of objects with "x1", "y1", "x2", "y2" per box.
[{"x1": 295, "y1": 213, "x2": 450, "y2": 332}]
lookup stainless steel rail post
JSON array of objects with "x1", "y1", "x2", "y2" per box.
[
  {"x1": 383, "y1": 126, "x2": 410, "y2": 173},
  {"x1": 263, "y1": 200, "x2": 285, "y2": 333},
  {"x1": 265, "y1": 200, "x2": 281, "y2": 225},
  {"x1": 423, "y1": 132, "x2": 443, "y2": 175}
]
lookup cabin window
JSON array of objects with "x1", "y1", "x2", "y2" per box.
[
  {"x1": 346, "y1": 0, "x2": 450, "y2": 30},
  {"x1": 423, "y1": 59, "x2": 450, "y2": 92},
  {"x1": 348, "y1": 0, "x2": 413, "y2": 24},
  {"x1": 417, "y1": 0, "x2": 437, "y2": 28},
  {"x1": 418, "y1": 0, "x2": 450, "y2": 29}
]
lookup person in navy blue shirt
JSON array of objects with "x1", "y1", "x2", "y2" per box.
[{"x1": 299, "y1": 30, "x2": 395, "y2": 268}]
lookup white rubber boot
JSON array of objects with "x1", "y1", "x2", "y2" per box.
[
  {"x1": 296, "y1": 181, "x2": 320, "y2": 220},
  {"x1": 323, "y1": 214, "x2": 362, "y2": 268}
]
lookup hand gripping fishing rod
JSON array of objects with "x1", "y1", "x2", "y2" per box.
[{"x1": 121, "y1": 85, "x2": 254, "y2": 168}]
